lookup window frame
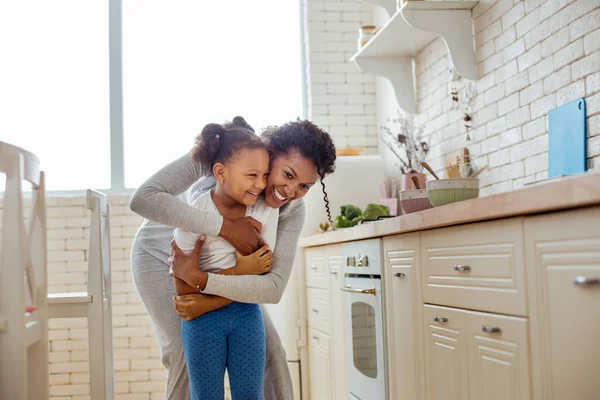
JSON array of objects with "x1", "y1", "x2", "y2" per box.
[{"x1": 3, "y1": 0, "x2": 307, "y2": 197}]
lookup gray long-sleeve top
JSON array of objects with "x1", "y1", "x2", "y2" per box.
[{"x1": 130, "y1": 153, "x2": 305, "y2": 304}]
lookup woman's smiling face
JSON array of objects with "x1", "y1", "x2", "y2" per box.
[{"x1": 263, "y1": 149, "x2": 319, "y2": 209}]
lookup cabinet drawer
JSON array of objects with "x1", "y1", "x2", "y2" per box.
[
  {"x1": 305, "y1": 247, "x2": 328, "y2": 289},
  {"x1": 421, "y1": 218, "x2": 527, "y2": 316},
  {"x1": 307, "y1": 288, "x2": 330, "y2": 334}
]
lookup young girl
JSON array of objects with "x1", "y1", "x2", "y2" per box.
[{"x1": 173, "y1": 118, "x2": 277, "y2": 400}]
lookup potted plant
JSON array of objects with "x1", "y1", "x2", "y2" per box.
[{"x1": 380, "y1": 111, "x2": 429, "y2": 191}]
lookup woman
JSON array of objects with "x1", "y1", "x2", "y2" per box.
[{"x1": 129, "y1": 117, "x2": 336, "y2": 400}]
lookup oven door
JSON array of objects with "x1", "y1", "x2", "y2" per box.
[{"x1": 342, "y1": 276, "x2": 386, "y2": 400}]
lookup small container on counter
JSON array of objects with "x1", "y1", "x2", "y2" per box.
[{"x1": 358, "y1": 25, "x2": 377, "y2": 50}]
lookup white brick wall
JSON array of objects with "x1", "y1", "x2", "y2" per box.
[
  {"x1": 304, "y1": 0, "x2": 378, "y2": 153},
  {"x1": 377, "y1": 0, "x2": 600, "y2": 196}
]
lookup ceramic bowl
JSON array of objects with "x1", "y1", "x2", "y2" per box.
[
  {"x1": 426, "y1": 178, "x2": 480, "y2": 207},
  {"x1": 400, "y1": 189, "x2": 433, "y2": 214}
]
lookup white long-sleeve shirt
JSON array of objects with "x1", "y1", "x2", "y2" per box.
[{"x1": 173, "y1": 190, "x2": 279, "y2": 273}]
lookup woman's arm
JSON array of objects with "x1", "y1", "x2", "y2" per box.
[
  {"x1": 129, "y1": 153, "x2": 223, "y2": 236},
  {"x1": 130, "y1": 153, "x2": 264, "y2": 254},
  {"x1": 201, "y1": 200, "x2": 306, "y2": 304}
]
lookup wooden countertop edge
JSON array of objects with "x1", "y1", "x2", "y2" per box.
[{"x1": 299, "y1": 171, "x2": 600, "y2": 248}]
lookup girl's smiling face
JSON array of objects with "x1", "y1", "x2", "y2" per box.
[{"x1": 214, "y1": 147, "x2": 270, "y2": 207}]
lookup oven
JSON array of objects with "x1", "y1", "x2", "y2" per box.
[{"x1": 341, "y1": 238, "x2": 387, "y2": 400}]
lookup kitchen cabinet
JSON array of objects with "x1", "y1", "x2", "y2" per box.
[
  {"x1": 383, "y1": 233, "x2": 424, "y2": 400},
  {"x1": 422, "y1": 305, "x2": 468, "y2": 400},
  {"x1": 525, "y1": 207, "x2": 600, "y2": 400},
  {"x1": 423, "y1": 305, "x2": 530, "y2": 400},
  {"x1": 305, "y1": 244, "x2": 345, "y2": 400},
  {"x1": 299, "y1": 173, "x2": 600, "y2": 400},
  {"x1": 328, "y1": 261, "x2": 348, "y2": 400},
  {"x1": 308, "y1": 328, "x2": 331, "y2": 400}
]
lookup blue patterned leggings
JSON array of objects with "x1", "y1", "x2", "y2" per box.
[{"x1": 181, "y1": 302, "x2": 266, "y2": 400}]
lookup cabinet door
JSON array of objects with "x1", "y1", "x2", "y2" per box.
[
  {"x1": 328, "y1": 263, "x2": 347, "y2": 400},
  {"x1": 383, "y1": 233, "x2": 424, "y2": 400},
  {"x1": 525, "y1": 207, "x2": 600, "y2": 400},
  {"x1": 465, "y1": 311, "x2": 530, "y2": 400},
  {"x1": 308, "y1": 328, "x2": 331, "y2": 400},
  {"x1": 422, "y1": 305, "x2": 468, "y2": 400}
]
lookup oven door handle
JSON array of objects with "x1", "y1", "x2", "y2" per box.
[{"x1": 340, "y1": 286, "x2": 377, "y2": 296}]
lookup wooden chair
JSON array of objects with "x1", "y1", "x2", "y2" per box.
[
  {"x1": 48, "y1": 189, "x2": 115, "y2": 400},
  {"x1": 0, "y1": 141, "x2": 49, "y2": 400}
]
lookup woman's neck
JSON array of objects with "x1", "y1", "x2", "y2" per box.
[{"x1": 211, "y1": 186, "x2": 246, "y2": 219}]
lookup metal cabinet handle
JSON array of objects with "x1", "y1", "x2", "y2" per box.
[
  {"x1": 330, "y1": 271, "x2": 338, "y2": 275},
  {"x1": 340, "y1": 285, "x2": 376, "y2": 296},
  {"x1": 312, "y1": 335, "x2": 319, "y2": 340},
  {"x1": 394, "y1": 272, "x2": 406, "y2": 278},
  {"x1": 312, "y1": 309, "x2": 319, "y2": 314},
  {"x1": 454, "y1": 265, "x2": 471, "y2": 272},
  {"x1": 574, "y1": 276, "x2": 600, "y2": 286},
  {"x1": 433, "y1": 316, "x2": 448, "y2": 323},
  {"x1": 482, "y1": 325, "x2": 501, "y2": 333},
  {"x1": 357, "y1": 254, "x2": 369, "y2": 267},
  {"x1": 310, "y1": 265, "x2": 317, "y2": 270},
  {"x1": 346, "y1": 256, "x2": 356, "y2": 267}
]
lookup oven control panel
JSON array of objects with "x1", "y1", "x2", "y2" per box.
[{"x1": 341, "y1": 238, "x2": 383, "y2": 276}]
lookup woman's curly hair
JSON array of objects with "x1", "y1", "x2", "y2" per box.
[{"x1": 261, "y1": 119, "x2": 337, "y2": 224}]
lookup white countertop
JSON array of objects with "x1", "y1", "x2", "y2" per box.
[{"x1": 299, "y1": 171, "x2": 600, "y2": 248}]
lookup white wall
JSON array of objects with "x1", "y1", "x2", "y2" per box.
[
  {"x1": 376, "y1": 0, "x2": 600, "y2": 196},
  {"x1": 304, "y1": 0, "x2": 379, "y2": 153}
]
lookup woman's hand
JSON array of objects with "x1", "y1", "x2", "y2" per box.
[
  {"x1": 233, "y1": 245, "x2": 273, "y2": 275},
  {"x1": 172, "y1": 294, "x2": 213, "y2": 321},
  {"x1": 169, "y1": 236, "x2": 207, "y2": 288},
  {"x1": 219, "y1": 217, "x2": 265, "y2": 255}
]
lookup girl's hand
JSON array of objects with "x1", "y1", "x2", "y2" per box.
[
  {"x1": 219, "y1": 217, "x2": 265, "y2": 255},
  {"x1": 173, "y1": 294, "x2": 212, "y2": 321},
  {"x1": 233, "y1": 245, "x2": 273, "y2": 275}
]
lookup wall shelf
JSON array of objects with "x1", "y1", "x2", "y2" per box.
[{"x1": 351, "y1": 0, "x2": 479, "y2": 114}]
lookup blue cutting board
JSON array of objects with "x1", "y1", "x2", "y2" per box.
[{"x1": 548, "y1": 97, "x2": 587, "y2": 178}]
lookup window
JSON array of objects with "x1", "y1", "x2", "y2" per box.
[
  {"x1": 122, "y1": 0, "x2": 303, "y2": 188},
  {"x1": 0, "y1": 1, "x2": 110, "y2": 191},
  {"x1": 0, "y1": 1, "x2": 303, "y2": 192}
]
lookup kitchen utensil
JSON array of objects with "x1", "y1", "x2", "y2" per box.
[
  {"x1": 379, "y1": 198, "x2": 398, "y2": 216},
  {"x1": 400, "y1": 189, "x2": 433, "y2": 214},
  {"x1": 411, "y1": 176, "x2": 420, "y2": 189},
  {"x1": 421, "y1": 162, "x2": 439, "y2": 180},
  {"x1": 548, "y1": 98, "x2": 587, "y2": 178},
  {"x1": 467, "y1": 165, "x2": 488, "y2": 178},
  {"x1": 445, "y1": 163, "x2": 461, "y2": 179},
  {"x1": 426, "y1": 178, "x2": 480, "y2": 207}
]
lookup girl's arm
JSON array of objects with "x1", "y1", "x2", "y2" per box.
[
  {"x1": 201, "y1": 200, "x2": 306, "y2": 304},
  {"x1": 130, "y1": 153, "x2": 263, "y2": 254},
  {"x1": 129, "y1": 153, "x2": 223, "y2": 235}
]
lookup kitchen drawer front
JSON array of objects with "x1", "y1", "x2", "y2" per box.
[
  {"x1": 305, "y1": 247, "x2": 328, "y2": 289},
  {"x1": 307, "y1": 287, "x2": 330, "y2": 334},
  {"x1": 421, "y1": 218, "x2": 527, "y2": 316},
  {"x1": 465, "y1": 310, "x2": 531, "y2": 400}
]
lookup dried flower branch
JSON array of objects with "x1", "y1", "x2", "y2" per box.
[{"x1": 380, "y1": 111, "x2": 429, "y2": 174}]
